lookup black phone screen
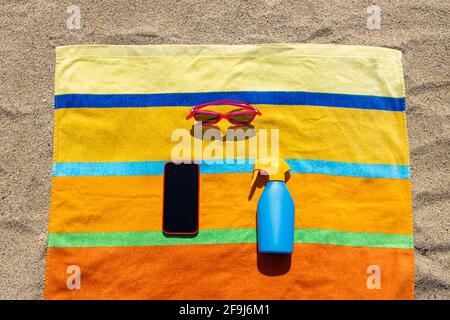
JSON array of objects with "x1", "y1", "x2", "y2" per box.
[{"x1": 163, "y1": 162, "x2": 199, "y2": 234}]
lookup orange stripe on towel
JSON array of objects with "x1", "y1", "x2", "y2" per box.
[
  {"x1": 44, "y1": 243, "x2": 414, "y2": 300},
  {"x1": 49, "y1": 173, "x2": 412, "y2": 234}
]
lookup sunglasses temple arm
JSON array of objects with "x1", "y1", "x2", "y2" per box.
[{"x1": 186, "y1": 112, "x2": 194, "y2": 120}]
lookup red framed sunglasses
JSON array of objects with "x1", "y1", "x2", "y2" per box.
[{"x1": 186, "y1": 100, "x2": 262, "y2": 126}]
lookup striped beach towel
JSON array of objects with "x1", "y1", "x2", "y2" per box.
[{"x1": 45, "y1": 44, "x2": 413, "y2": 299}]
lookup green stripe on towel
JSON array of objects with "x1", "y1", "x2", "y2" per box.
[{"x1": 48, "y1": 228, "x2": 413, "y2": 249}]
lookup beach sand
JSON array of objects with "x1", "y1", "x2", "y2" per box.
[{"x1": 0, "y1": 0, "x2": 448, "y2": 299}]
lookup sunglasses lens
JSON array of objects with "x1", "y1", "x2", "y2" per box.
[
  {"x1": 193, "y1": 112, "x2": 219, "y2": 124},
  {"x1": 229, "y1": 113, "x2": 256, "y2": 125}
]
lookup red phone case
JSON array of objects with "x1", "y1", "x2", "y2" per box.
[{"x1": 162, "y1": 162, "x2": 200, "y2": 235}]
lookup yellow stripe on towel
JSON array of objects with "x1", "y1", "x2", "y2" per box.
[
  {"x1": 54, "y1": 105, "x2": 409, "y2": 164},
  {"x1": 55, "y1": 44, "x2": 404, "y2": 98}
]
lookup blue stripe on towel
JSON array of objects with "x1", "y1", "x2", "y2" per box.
[
  {"x1": 52, "y1": 159, "x2": 410, "y2": 179},
  {"x1": 54, "y1": 91, "x2": 405, "y2": 112}
]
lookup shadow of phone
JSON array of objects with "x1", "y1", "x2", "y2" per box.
[{"x1": 162, "y1": 232, "x2": 198, "y2": 239}]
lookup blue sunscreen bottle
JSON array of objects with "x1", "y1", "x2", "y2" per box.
[{"x1": 251, "y1": 159, "x2": 295, "y2": 254}]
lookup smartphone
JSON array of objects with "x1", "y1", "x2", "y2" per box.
[{"x1": 163, "y1": 162, "x2": 199, "y2": 235}]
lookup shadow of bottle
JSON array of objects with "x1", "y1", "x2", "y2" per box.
[
  {"x1": 257, "y1": 252, "x2": 292, "y2": 276},
  {"x1": 255, "y1": 213, "x2": 292, "y2": 276}
]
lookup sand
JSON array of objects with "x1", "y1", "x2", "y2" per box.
[{"x1": 0, "y1": 0, "x2": 448, "y2": 299}]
